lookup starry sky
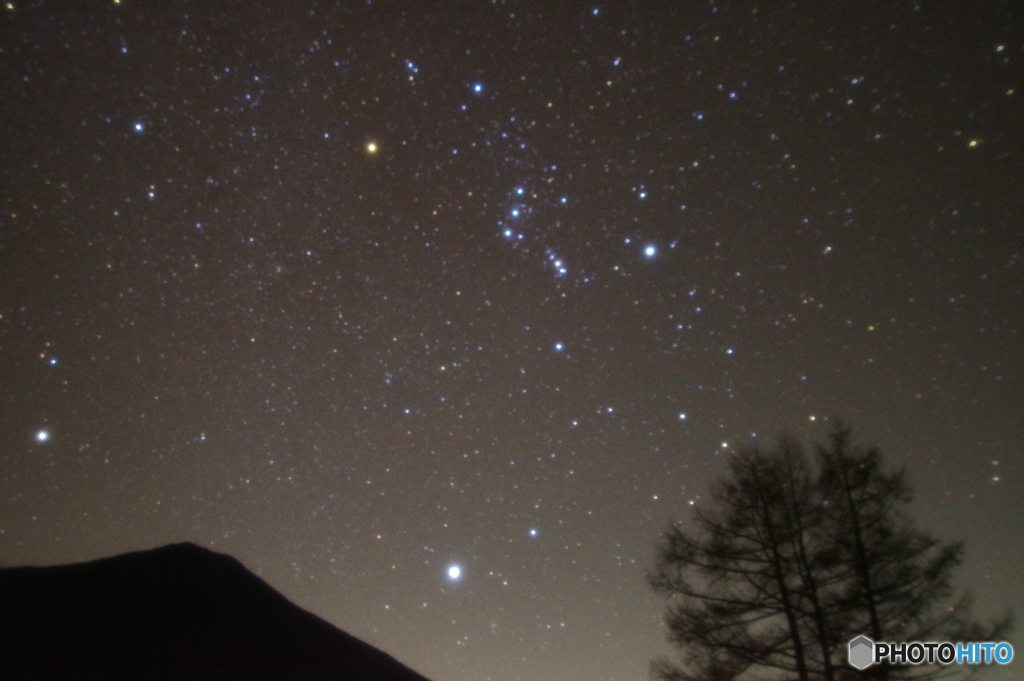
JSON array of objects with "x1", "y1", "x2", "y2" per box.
[{"x1": 1, "y1": 2, "x2": 1021, "y2": 680}]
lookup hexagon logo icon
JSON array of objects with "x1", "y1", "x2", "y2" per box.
[{"x1": 848, "y1": 635, "x2": 875, "y2": 670}]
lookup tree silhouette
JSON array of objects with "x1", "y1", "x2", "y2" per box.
[{"x1": 649, "y1": 424, "x2": 1011, "y2": 681}]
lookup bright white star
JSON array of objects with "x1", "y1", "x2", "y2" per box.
[{"x1": 447, "y1": 565, "x2": 461, "y2": 580}]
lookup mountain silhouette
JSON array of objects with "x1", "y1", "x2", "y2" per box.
[{"x1": 0, "y1": 542, "x2": 434, "y2": 681}]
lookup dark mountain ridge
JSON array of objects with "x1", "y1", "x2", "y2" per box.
[{"x1": 0, "y1": 542, "x2": 433, "y2": 681}]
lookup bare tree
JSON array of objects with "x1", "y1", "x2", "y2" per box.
[
  {"x1": 649, "y1": 425, "x2": 1011, "y2": 681},
  {"x1": 815, "y1": 424, "x2": 1012, "y2": 680}
]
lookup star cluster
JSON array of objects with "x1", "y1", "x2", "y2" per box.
[{"x1": 1, "y1": 3, "x2": 1021, "y2": 680}]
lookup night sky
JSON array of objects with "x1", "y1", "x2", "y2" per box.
[{"x1": 1, "y1": 2, "x2": 1021, "y2": 680}]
